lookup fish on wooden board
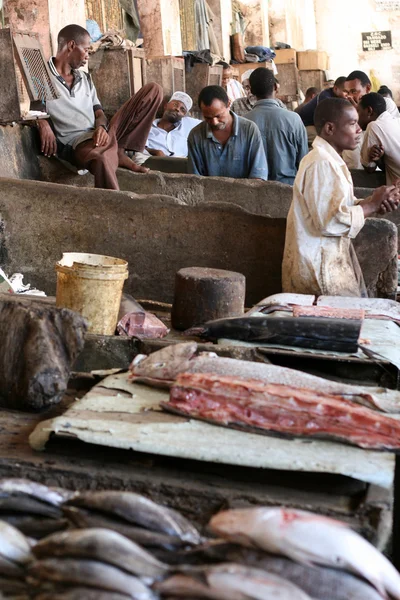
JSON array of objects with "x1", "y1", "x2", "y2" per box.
[
  {"x1": 35, "y1": 588, "x2": 131, "y2": 600},
  {"x1": 66, "y1": 492, "x2": 202, "y2": 544},
  {"x1": 0, "y1": 553, "x2": 25, "y2": 577},
  {"x1": 28, "y1": 558, "x2": 157, "y2": 599},
  {"x1": 165, "y1": 372, "x2": 400, "y2": 450},
  {"x1": 187, "y1": 315, "x2": 362, "y2": 353},
  {"x1": 33, "y1": 528, "x2": 169, "y2": 581},
  {"x1": 129, "y1": 342, "x2": 400, "y2": 413},
  {"x1": 0, "y1": 574, "x2": 29, "y2": 594},
  {"x1": 0, "y1": 479, "x2": 75, "y2": 506},
  {"x1": 0, "y1": 495, "x2": 62, "y2": 519},
  {"x1": 62, "y1": 507, "x2": 186, "y2": 550},
  {"x1": 155, "y1": 564, "x2": 313, "y2": 599},
  {"x1": 209, "y1": 507, "x2": 400, "y2": 599}
]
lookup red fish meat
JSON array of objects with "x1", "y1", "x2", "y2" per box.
[{"x1": 165, "y1": 373, "x2": 400, "y2": 450}]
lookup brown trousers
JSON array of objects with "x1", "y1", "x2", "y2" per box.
[{"x1": 73, "y1": 83, "x2": 163, "y2": 190}]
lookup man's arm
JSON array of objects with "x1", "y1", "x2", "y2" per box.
[
  {"x1": 360, "y1": 125, "x2": 384, "y2": 174},
  {"x1": 295, "y1": 120, "x2": 309, "y2": 167},
  {"x1": 93, "y1": 108, "x2": 110, "y2": 148},
  {"x1": 187, "y1": 132, "x2": 206, "y2": 175},
  {"x1": 37, "y1": 120, "x2": 57, "y2": 157},
  {"x1": 247, "y1": 125, "x2": 268, "y2": 180}
]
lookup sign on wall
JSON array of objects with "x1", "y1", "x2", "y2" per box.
[
  {"x1": 376, "y1": 0, "x2": 400, "y2": 10},
  {"x1": 362, "y1": 30, "x2": 392, "y2": 51}
]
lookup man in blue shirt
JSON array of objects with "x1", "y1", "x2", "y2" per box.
[
  {"x1": 297, "y1": 77, "x2": 348, "y2": 127},
  {"x1": 245, "y1": 68, "x2": 308, "y2": 185},
  {"x1": 188, "y1": 86, "x2": 268, "y2": 180}
]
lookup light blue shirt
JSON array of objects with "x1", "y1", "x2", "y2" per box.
[
  {"x1": 245, "y1": 99, "x2": 308, "y2": 185},
  {"x1": 188, "y1": 112, "x2": 268, "y2": 180},
  {"x1": 145, "y1": 116, "x2": 202, "y2": 157}
]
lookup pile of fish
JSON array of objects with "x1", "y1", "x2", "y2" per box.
[{"x1": 0, "y1": 478, "x2": 397, "y2": 599}]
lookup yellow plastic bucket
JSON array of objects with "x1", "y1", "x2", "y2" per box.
[{"x1": 56, "y1": 253, "x2": 129, "y2": 335}]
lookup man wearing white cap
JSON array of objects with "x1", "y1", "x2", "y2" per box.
[{"x1": 134, "y1": 92, "x2": 201, "y2": 165}]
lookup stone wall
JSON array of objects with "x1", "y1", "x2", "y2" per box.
[{"x1": 0, "y1": 177, "x2": 396, "y2": 303}]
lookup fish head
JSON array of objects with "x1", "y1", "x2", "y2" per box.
[{"x1": 130, "y1": 342, "x2": 199, "y2": 383}]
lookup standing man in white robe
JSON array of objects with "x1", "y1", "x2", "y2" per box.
[{"x1": 282, "y1": 98, "x2": 400, "y2": 297}]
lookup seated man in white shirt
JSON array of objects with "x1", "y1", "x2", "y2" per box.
[
  {"x1": 282, "y1": 98, "x2": 400, "y2": 297},
  {"x1": 358, "y1": 92, "x2": 400, "y2": 186},
  {"x1": 133, "y1": 92, "x2": 201, "y2": 165}
]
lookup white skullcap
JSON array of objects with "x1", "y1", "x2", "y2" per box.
[{"x1": 170, "y1": 91, "x2": 193, "y2": 113}]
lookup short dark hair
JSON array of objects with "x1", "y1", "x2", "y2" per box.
[
  {"x1": 305, "y1": 86, "x2": 318, "y2": 98},
  {"x1": 345, "y1": 70, "x2": 371, "y2": 87},
  {"x1": 198, "y1": 85, "x2": 229, "y2": 108},
  {"x1": 359, "y1": 92, "x2": 387, "y2": 116},
  {"x1": 334, "y1": 76, "x2": 346, "y2": 87},
  {"x1": 249, "y1": 68, "x2": 275, "y2": 98},
  {"x1": 57, "y1": 24, "x2": 89, "y2": 50},
  {"x1": 314, "y1": 98, "x2": 354, "y2": 134},
  {"x1": 218, "y1": 61, "x2": 230, "y2": 70},
  {"x1": 378, "y1": 85, "x2": 393, "y2": 98}
]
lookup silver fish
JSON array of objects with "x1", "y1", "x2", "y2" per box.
[
  {"x1": 67, "y1": 491, "x2": 201, "y2": 544},
  {"x1": 129, "y1": 342, "x2": 400, "y2": 413},
  {"x1": 211, "y1": 546, "x2": 384, "y2": 600},
  {"x1": 0, "y1": 479, "x2": 75, "y2": 506},
  {"x1": 28, "y1": 558, "x2": 156, "y2": 599},
  {"x1": 0, "y1": 496, "x2": 62, "y2": 519},
  {"x1": 0, "y1": 575, "x2": 28, "y2": 593},
  {"x1": 0, "y1": 515, "x2": 68, "y2": 539},
  {"x1": 209, "y1": 507, "x2": 400, "y2": 600},
  {"x1": 156, "y1": 564, "x2": 312, "y2": 599},
  {"x1": 34, "y1": 586, "x2": 132, "y2": 599},
  {"x1": 0, "y1": 520, "x2": 33, "y2": 565},
  {"x1": 62, "y1": 507, "x2": 184, "y2": 550},
  {"x1": 33, "y1": 528, "x2": 168, "y2": 581},
  {"x1": 0, "y1": 554, "x2": 25, "y2": 577}
]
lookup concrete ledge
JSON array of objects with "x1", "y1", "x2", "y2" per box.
[{"x1": 0, "y1": 177, "x2": 396, "y2": 302}]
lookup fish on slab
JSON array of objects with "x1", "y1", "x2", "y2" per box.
[
  {"x1": 0, "y1": 479, "x2": 75, "y2": 506},
  {"x1": 129, "y1": 342, "x2": 400, "y2": 413},
  {"x1": 33, "y1": 528, "x2": 169, "y2": 581},
  {"x1": 209, "y1": 507, "x2": 400, "y2": 600},
  {"x1": 0, "y1": 520, "x2": 33, "y2": 565},
  {"x1": 66, "y1": 491, "x2": 202, "y2": 544},
  {"x1": 155, "y1": 564, "x2": 313, "y2": 599}
]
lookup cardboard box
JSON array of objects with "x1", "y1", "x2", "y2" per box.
[
  {"x1": 297, "y1": 51, "x2": 329, "y2": 71},
  {"x1": 274, "y1": 49, "x2": 297, "y2": 65},
  {"x1": 234, "y1": 62, "x2": 273, "y2": 80}
]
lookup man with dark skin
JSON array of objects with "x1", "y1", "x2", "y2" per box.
[
  {"x1": 188, "y1": 85, "x2": 268, "y2": 179},
  {"x1": 283, "y1": 98, "x2": 400, "y2": 296},
  {"x1": 38, "y1": 24, "x2": 163, "y2": 189}
]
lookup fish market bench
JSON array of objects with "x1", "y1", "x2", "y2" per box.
[{"x1": 0, "y1": 177, "x2": 397, "y2": 304}]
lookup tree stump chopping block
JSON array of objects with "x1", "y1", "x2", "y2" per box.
[
  {"x1": 171, "y1": 267, "x2": 246, "y2": 330},
  {"x1": 0, "y1": 297, "x2": 87, "y2": 411}
]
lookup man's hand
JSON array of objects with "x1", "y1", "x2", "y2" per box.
[
  {"x1": 147, "y1": 148, "x2": 166, "y2": 157},
  {"x1": 38, "y1": 120, "x2": 57, "y2": 157},
  {"x1": 93, "y1": 126, "x2": 109, "y2": 148},
  {"x1": 368, "y1": 144, "x2": 384, "y2": 163},
  {"x1": 366, "y1": 185, "x2": 400, "y2": 216},
  {"x1": 347, "y1": 96, "x2": 358, "y2": 108}
]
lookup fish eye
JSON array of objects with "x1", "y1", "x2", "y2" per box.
[{"x1": 155, "y1": 362, "x2": 166, "y2": 368}]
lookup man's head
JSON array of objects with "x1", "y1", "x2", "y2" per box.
[
  {"x1": 305, "y1": 87, "x2": 319, "y2": 102},
  {"x1": 314, "y1": 98, "x2": 362, "y2": 152},
  {"x1": 219, "y1": 62, "x2": 232, "y2": 88},
  {"x1": 324, "y1": 79, "x2": 335, "y2": 89},
  {"x1": 57, "y1": 24, "x2": 91, "y2": 69},
  {"x1": 242, "y1": 79, "x2": 252, "y2": 97},
  {"x1": 249, "y1": 68, "x2": 275, "y2": 100},
  {"x1": 344, "y1": 71, "x2": 371, "y2": 104},
  {"x1": 198, "y1": 85, "x2": 231, "y2": 131},
  {"x1": 162, "y1": 92, "x2": 192, "y2": 124},
  {"x1": 357, "y1": 92, "x2": 387, "y2": 130},
  {"x1": 332, "y1": 77, "x2": 348, "y2": 99},
  {"x1": 378, "y1": 85, "x2": 393, "y2": 99}
]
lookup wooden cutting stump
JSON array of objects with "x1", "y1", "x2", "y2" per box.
[
  {"x1": 0, "y1": 295, "x2": 87, "y2": 411},
  {"x1": 171, "y1": 267, "x2": 245, "y2": 330}
]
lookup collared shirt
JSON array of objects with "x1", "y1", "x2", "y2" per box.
[
  {"x1": 282, "y1": 136, "x2": 365, "y2": 297},
  {"x1": 188, "y1": 111, "x2": 268, "y2": 180},
  {"x1": 46, "y1": 58, "x2": 102, "y2": 147},
  {"x1": 361, "y1": 110, "x2": 400, "y2": 185},
  {"x1": 226, "y1": 79, "x2": 245, "y2": 102},
  {"x1": 245, "y1": 99, "x2": 308, "y2": 185},
  {"x1": 384, "y1": 96, "x2": 400, "y2": 119},
  {"x1": 232, "y1": 95, "x2": 287, "y2": 117},
  {"x1": 144, "y1": 116, "x2": 201, "y2": 157},
  {"x1": 296, "y1": 88, "x2": 335, "y2": 126}
]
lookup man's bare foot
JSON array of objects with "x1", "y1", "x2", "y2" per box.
[{"x1": 117, "y1": 148, "x2": 150, "y2": 173}]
